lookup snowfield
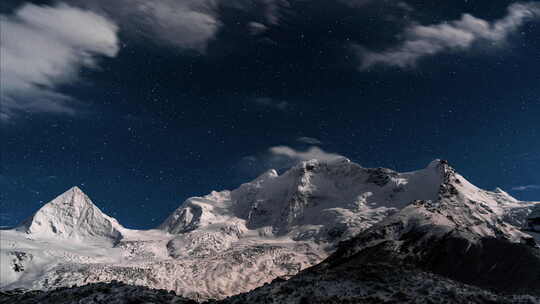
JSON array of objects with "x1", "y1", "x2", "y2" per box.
[{"x1": 1, "y1": 158, "x2": 539, "y2": 301}]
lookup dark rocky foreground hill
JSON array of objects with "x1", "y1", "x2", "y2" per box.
[
  {"x1": 220, "y1": 263, "x2": 539, "y2": 304},
  {"x1": 0, "y1": 282, "x2": 196, "y2": 304},
  {"x1": 1, "y1": 268, "x2": 539, "y2": 304}
]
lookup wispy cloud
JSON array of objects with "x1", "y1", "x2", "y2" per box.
[
  {"x1": 358, "y1": 2, "x2": 540, "y2": 69},
  {"x1": 78, "y1": 0, "x2": 218, "y2": 51},
  {"x1": 297, "y1": 137, "x2": 323, "y2": 145},
  {"x1": 237, "y1": 145, "x2": 345, "y2": 177},
  {"x1": 511, "y1": 185, "x2": 540, "y2": 191},
  {"x1": 269, "y1": 146, "x2": 343, "y2": 163},
  {"x1": 253, "y1": 97, "x2": 289, "y2": 111},
  {"x1": 0, "y1": 3, "x2": 119, "y2": 121}
]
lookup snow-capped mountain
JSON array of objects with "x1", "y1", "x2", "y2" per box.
[
  {"x1": 161, "y1": 158, "x2": 445, "y2": 244},
  {"x1": 222, "y1": 161, "x2": 540, "y2": 303},
  {"x1": 1, "y1": 158, "x2": 538, "y2": 302},
  {"x1": 16, "y1": 186, "x2": 123, "y2": 241}
]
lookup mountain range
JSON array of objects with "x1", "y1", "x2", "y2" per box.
[{"x1": 1, "y1": 158, "x2": 539, "y2": 303}]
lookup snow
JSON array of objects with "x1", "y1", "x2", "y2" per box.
[
  {"x1": 1, "y1": 159, "x2": 538, "y2": 301},
  {"x1": 162, "y1": 158, "x2": 447, "y2": 243},
  {"x1": 16, "y1": 187, "x2": 123, "y2": 242}
]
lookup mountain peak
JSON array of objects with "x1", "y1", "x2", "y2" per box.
[
  {"x1": 69, "y1": 185, "x2": 84, "y2": 194},
  {"x1": 49, "y1": 186, "x2": 92, "y2": 207},
  {"x1": 426, "y1": 158, "x2": 452, "y2": 171},
  {"x1": 17, "y1": 187, "x2": 123, "y2": 241}
]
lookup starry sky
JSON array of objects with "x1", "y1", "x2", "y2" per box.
[{"x1": 1, "y1": 0, "x2": 540, "y2": 228}]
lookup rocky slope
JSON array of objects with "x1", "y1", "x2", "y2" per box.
[
  {"x1": 0, "y1": 281, "x2": 196, "y2": 304},
  {"x1": 221, "y1": 263, "x2": 539, "y2": 304}
]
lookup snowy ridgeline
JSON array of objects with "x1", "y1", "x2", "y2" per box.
[{"x1": 1, "y1": 158, "x2": 539, "y2": 301}]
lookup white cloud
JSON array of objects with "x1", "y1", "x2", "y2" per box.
[
  {"x1": 0, "y1": 3, "x2": 119, "y2": 121},
  {"x1": 79, "y1": 0, "x2": 218, "y2": 51},
  {"x1": 269, "y1": 146, "x2": 344, "y2": 163},
  {"x1": 297, "y1": 137, "x2": 323, "y2": 145},
  {"x1": 512, "y1": 185, "x2": 540, "y2": 191},
  {"x1": 237, "y1": 145, "x2": 345, "y2": 176},
  {"x1": 359, "y1": 2, "x2": 540, "y2": 69}
]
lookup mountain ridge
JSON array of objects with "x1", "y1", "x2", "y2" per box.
[{"x1": 1, "y1": 158, "x2": 539, "y2": 301}]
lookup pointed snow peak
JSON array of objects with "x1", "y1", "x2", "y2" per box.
[
  {"x1": 424, "y1": 159, "x2": 457, "y2": 184},
  {"x1": 70, "y1": 185, "x2": 83, "y2": 192},
  {"x1": 44, "y1": 186, "x2": 98, "y2": 212},
  {"x1": 426, "y1": 159, "x2": 452, "y2": 171},
  {"x1": 69, "y1": 186, "x2": 85, "y2": 195},
  {"x1": 17, "y1": 187, "x2": 123, "y2": 241},
  {"x1": 427, "y1": 158, "x2": 442, "y2": 167},
  {"x1": 59, "y1": 185, "x2": 88, "y2": 200},
  {"x1": 255, "y1": 169, "x2": 278, "y2": 181}
]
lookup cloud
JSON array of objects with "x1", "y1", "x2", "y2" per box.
[
  {"x1": 359, "y1": 2, "x2": 540, "y2": 69},
  {"x1": 237, "y1": 145, "x2": 345, "y2": 176},
  {"x1": 0, "y1": 3, "x2": 119, "y2": 121},
  {"x1": 297, "y1": 137, "x2": 323, "y2": 145},
  {"x1": 248, "y1": 21, "x2": 268, "y2": 35},
  {"x1": 253, "y1": 97, "x2": 289, "y2": 111},
  {"x1": 269, "y1": 146, "x2": 344, "y2": 163},
  {"x1": 77, "y1": 0, "x2": 218, "y2": 51},
  {"x1": 511, "y1": 185, "x2": 540, "y2": 191}
]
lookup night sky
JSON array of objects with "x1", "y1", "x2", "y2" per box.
[{"x1": 1, "y1": 0, "x2": 540, "y2": 228}]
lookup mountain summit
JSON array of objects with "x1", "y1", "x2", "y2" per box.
[
  {"x1": 160, "y1": 158, "x2": 448, "y2": 243},
  {"x1": 16, "y1": 186, "x2": 123, "y2": 241}
]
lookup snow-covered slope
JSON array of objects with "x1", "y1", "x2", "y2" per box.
[{"x1": 1, "y1": 159, "x2": 538, "y2": 301}]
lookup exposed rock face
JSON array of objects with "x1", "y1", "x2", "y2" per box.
[{"x1": 527, "y1": 205, "x2": 540, "y2": 232}]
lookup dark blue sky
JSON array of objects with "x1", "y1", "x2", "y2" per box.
[{"x1": 1, "y1": 0, "x2": 539, "y2": 228}]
